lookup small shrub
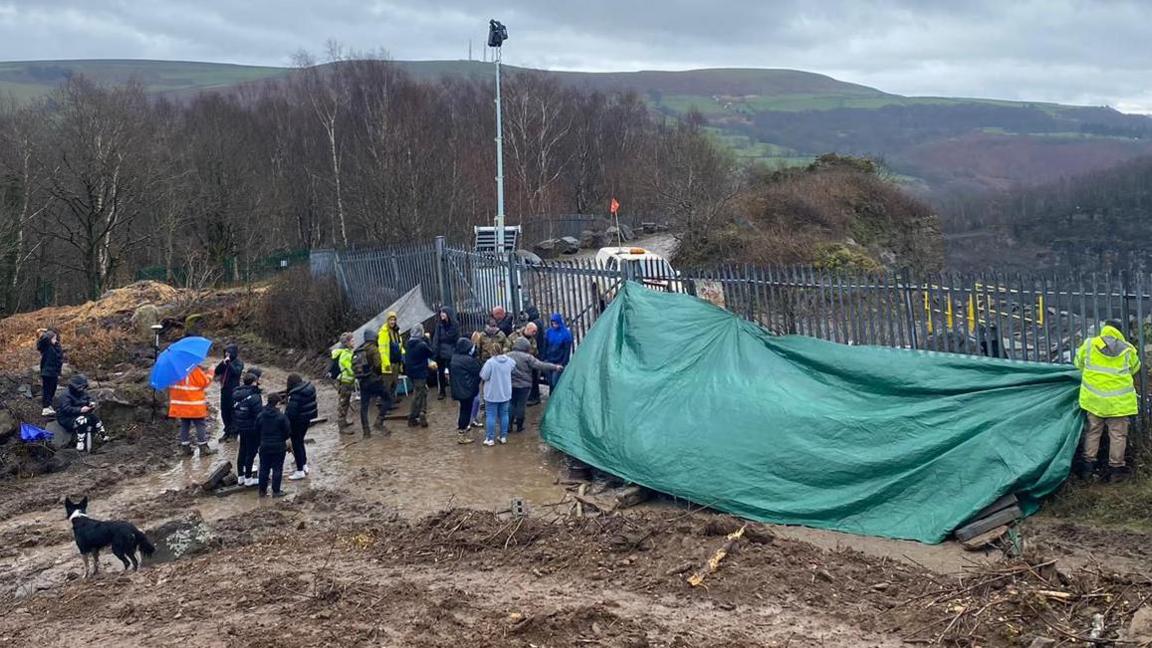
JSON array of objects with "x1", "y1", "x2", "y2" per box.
[{"x1": 258, "y1": 268, "x2": 352, "y2": 351}]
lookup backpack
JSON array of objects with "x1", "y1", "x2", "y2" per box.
[
  {"x1": 353, "y1": 346, "x2": 374, "y2": 380},
  {"x1": 327, "y1": 356, "x2": 341, "y2": 380}
]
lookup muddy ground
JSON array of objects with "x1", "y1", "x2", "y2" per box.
[{"x1": 2, "y1": 362, "x2": 1152, "y2": 647}]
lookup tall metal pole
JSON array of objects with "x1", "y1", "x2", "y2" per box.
[{"x1": 494, "y1": 47, "x2": 506, "y2": 252}]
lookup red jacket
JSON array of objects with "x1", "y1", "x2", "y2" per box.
[{"x1": 168, "y1": 367, "x2": 211, "y2": 419}]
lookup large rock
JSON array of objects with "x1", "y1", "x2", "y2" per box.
[
  {"x1": 0, "y1": 409, "x2": 17, "y2": 444},
  {"x1": 534, "y1": 239, "x2": 560, "y2": 259},
  {"x1": 559, "y1": 237, "x2": 581, "y2": 255},
  {"x1": 144, "y1": 511, "x2": 215, "y2": 564},
  {"x1": 131, "y1": 303, "x2": 161, "y2": 336},
  {"x1": 1128, "y1": 606, "x2": 1152, "y2": 643}
]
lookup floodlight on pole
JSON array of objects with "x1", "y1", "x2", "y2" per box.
[{"x1": 489, "y1": 19, "x2": 508, "y2": 252}]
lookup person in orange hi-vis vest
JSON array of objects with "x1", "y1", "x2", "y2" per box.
[{"x1": 169, "y1": 366, "x2": 218, "y2": 457}]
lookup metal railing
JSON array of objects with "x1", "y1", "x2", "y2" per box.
[{"x1": 314, "y1": 240, "x2": 1152, "y2": 430}]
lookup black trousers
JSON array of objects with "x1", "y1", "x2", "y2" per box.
[
  {"x1": 41, "y1": 376, "x2": 58, "y2": 408},
  {"x1": 528, "y1": 370, "x2": 541, "y2": 403},
  {"x1": 360, "y1": 383, "x2": 388, "y2": 429},
  {"x1": 220, "y1": 391, "x2": 236, "y2": 436},
  {"x1": 436, "y1": 356, "x2": 451, "y2": 395},
  {"x1": 258, "y1": 448, "x2": 286, "y2": 494},
  {"x1": 510, "y1": 387, "x2": 531, "y2": 430},
  {"x1": 237, "y1": 429, "x2": 259, "y2": 478},
  {"x1": 456, "y1": 396, "x2": 475, "y2": 431},
  {"x1": 289, "y1": 419, "x2": 310, "y2": 472}
]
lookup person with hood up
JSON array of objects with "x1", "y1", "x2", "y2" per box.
[
  {"x1": 354, "y1": 329, "x2": 387, "y2": 438},
  {"x1": 377, "y1": 312, "x2": 405, "y2": 413},
  {"x1": 55, "y1": 374, "x2": 110, "y2": 452},
  {"x1": 168, "y1": 365, "x2": 216, "y2": 457},
  {"x1": 449, "y1": 337, "x2": 481, "y2": 444},
  {"x1": 479, "y1": 349, "x2": 515, "y2": 446},
  {"x1": 508, "y1": 337, "x2": 563, "y2": 433},
  {"x1": 330, "y1": 332, "x2": 356, "y2": 429},
  {"x1": 213, "y1": 345, "x2": 245, "y2": 442},
  {"x1": 285, "y1": 373, "x2": 318, "y2": 480},
  {"x1": 542, "y1": 313, "x2": 573, "y2": 389},
  {"x1": 1074, "y1": 320, "x2": 1141, "y2": 482},
  {"x1": 233, "y1": 369, "x2": 264, "y2": 486},
  {"x1": 431, "y1": 307, "x2": 459, "y2": 400},
  {"x1": 404, "y1": 324, "x2": 434, "y2": 427},
  {"x1": 36, "y1": 328, "x2": 64, "y2": 417},
  {"x1": 255, "y1": 393, "x2": 290, "y2": 498}
]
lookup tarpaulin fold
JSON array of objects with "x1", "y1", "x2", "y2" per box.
[{"x1": 540, "y1": 282, "x2": 1082, "y2": 543}]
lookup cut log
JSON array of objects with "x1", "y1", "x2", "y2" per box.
[
  {"x1": 213, "y1": 484, "x2": 250, "y2": 498},
  {"x1": 703, "y1": 519, "x2": 775, "y2": 545},
  {"x1": 960, "y1": 524, "x2": 1010, "y2": 550},
  {"x1": 614, "y1": 485, "x2": 651, "y2": 509},
  {"x1": 975, "y1": 493, "x2": 1019, "y2": 519},
  {"x1": 200, "y1": 460, "x2": 233, "y2": 492},
  {"x1": 954, "y1": 505, "x2": 1022, "y2": 542}
]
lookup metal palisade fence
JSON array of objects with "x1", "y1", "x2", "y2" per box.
[{"x1": 313, "y1": 240, "x2": 1152, "y2": 430}]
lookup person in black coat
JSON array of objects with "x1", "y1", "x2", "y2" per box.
[
  {"x1": 54, "y1": 374, "x2": 108, "y2": 452},
  {"x1": 404, "y1": 324, "x2": 434, "y2": 427},
  {"x1": 256, "y1": 393, "x2": 290, "y2": 497},
  {"x1": 36, "y1": 329, "x2": 64, "y2": 417},
  {"x1": 232, "y1": 369, "x2": 264, "y2": 487},
  {"x1": 431, "y1": 307, "x2": 460, "y2": 400},
  {"x1": 449, "y1": 337, "x2": 482, "y2": 444},
  {"x1": 284, "y1": 374, "x2": 318, "y2": 480},
  {"x1": 213, "y1": 345, "x2": 245, "y2": 442}
]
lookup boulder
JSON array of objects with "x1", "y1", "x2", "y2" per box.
[
  {"x1": 131, "y1": 303, "x2": 161, "y2": 336},
  {"x1": 0, "y1": 409, "x2": 17, "y2": 443},
  {"x1": 534, "y1": 239, "x2": 561, "y2": 260},
  {"x1": 579, "y1": 230, "x2": 597, "y2": 248},
  {"x1": 559, "y1": 237, "x2": 581, "y2": 255},
  {"x1": 1127, "y1": 606, "x2": 1152, "y2": 643},
  {"x1": 143, "y1": 511, "x2": 215, "y2": 565}
]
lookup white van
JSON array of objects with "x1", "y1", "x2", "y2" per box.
[{"x1": 592, "y1": 246, "x2": 680, "y2": 308}]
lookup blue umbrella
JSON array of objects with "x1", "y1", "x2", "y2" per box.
[{"x1": 150, "y1": 336, "x2": 213, "y2": 390}]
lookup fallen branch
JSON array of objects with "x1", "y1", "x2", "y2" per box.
[{"x1": 688, "y1": 525, "x2": 746, "y2": 587}]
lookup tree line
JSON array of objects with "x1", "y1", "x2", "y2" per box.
[{"x1": 0, "y1": 55, "x2": 734, "y2": 312}]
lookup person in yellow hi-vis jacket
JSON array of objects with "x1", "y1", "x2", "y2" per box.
[
  {"x1": 1074, "y1": 320, "x2": 1140, "y2": 482},
  {"x1": 377, "y1": 312, "x2": 405, "y2": 415}
]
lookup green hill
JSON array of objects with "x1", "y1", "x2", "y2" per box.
[{"x1": 3, "y1": 58, "x2": 1150, "y2": 195}]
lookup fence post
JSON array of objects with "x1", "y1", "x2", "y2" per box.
[
  {"x1": 434, "y1": 235, "x2": 450, "y2": 308},
  {"x1": 507, "y1": 251, "x2": 521, "y2": 318},
  {"x1": 901, "y1": 268, "x2": 918, "y2": 349}
]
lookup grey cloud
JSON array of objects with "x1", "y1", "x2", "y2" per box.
[{"x1": 0, "y1": 0, "x2": 1148, "y2": 111}]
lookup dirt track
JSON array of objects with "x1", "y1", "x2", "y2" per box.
[{"x1": 2, "y1": 361, "x2": 1152, "y2": 646}]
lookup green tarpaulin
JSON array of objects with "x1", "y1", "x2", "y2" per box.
[{"x1": 540, "y1": 283, "x2": 1083, "y2": 543}]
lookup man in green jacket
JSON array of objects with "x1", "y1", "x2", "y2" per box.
[
  {"x1": 1073, "y1": 320, "x2": 1140, "y2": 482},
  {"x1": 331, "y1": 332, "x2": 356, "y2": 430}
]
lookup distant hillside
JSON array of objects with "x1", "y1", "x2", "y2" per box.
[
  {"x1": 3, "y1": 58, "x2": 1152, "y2": 195},
  {"x1": 942, "y1": 155, "x2": 1152, "y2": 271}
]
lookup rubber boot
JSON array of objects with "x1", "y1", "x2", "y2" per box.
[
  {"x1": 362, "y1": 424, "x2": 372, "y2": 439},
  {"x1": 198, "y1": 443, "x2": 218, "y2": 456},
  {"x1": 1107, "y1": 465, "x2": 1131, "y2": 483},
  {"x1": 1076, "y1": 459, "x2": 1097, "y2": 480},
  {"x1": 180, "y1": 443, "x2": 194, "y2": 457}
]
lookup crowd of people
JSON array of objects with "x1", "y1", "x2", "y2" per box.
[{"x1": 31, "y1": 307, "x2": 1144, "y2": 494}]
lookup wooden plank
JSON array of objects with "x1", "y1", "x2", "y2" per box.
[
  {"x1": 960, "y1": 524, "x2": 1010, "y2": 551},
  {"x1": 954, "y1": 505, "x2": 1022, "y2": 542},
  {"x1": 974, "y1": 493, "x2": 1019, "y2": 519}
]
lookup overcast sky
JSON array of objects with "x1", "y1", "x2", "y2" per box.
[{"x1": 1, "y1": 0, "x2": 1149, "y2": 113}]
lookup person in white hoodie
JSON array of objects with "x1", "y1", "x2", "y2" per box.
[{"x1": 479, "y1": 351, "x2": 515, "y2": 446}]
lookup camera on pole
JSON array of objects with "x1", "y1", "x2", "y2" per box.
[{"x1": 488, "y1": 20, "x2": 508, "y2": 48}]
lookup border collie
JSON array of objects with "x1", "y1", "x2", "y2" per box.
[{"x1": 64, "y1": 496, "x2": 155, "y2": 577}]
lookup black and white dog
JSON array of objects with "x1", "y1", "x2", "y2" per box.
[{"x1": 64, "y1": 496, "x2": 155, "y2": 577}]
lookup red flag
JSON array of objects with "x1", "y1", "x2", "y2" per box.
[{"x1": 610, "y1": 198, "x2": 620, "y2": 215}]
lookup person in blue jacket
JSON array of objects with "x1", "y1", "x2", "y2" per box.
[{"x1": 541, "y1": 313, "x2": 572, "y2": 389}]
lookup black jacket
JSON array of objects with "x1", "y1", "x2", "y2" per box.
[
  {"x1": 232, "y1": 384, "x2": 263, "y2": 434},
  {"x1": 55, "y1": 383, "x2": 94, "y2": 429},
  {"x1": 256, "y1": 404, "x2": 290, "y2": 449},
  {"x1": 495, "y1": 312, "x2": 515, "y2": 336},
  {"x1": 213, "y1": 346, "x2": 245, "y2": 393},
  {"x1": 37, "y1": 332, "x2": 64, "y2": 378},
  {"x1": 404, "y1": 338, "x2": 434, "y2": 381},
  {"x1": 449, "y1": 338, "x2": 482, "y2": 401},
  {"x1": 285, "y1": 381, "x2": 318, "y2": 423},
  {"x1": 432, "y1": 308, "x2": 460, "y2": 360}
]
